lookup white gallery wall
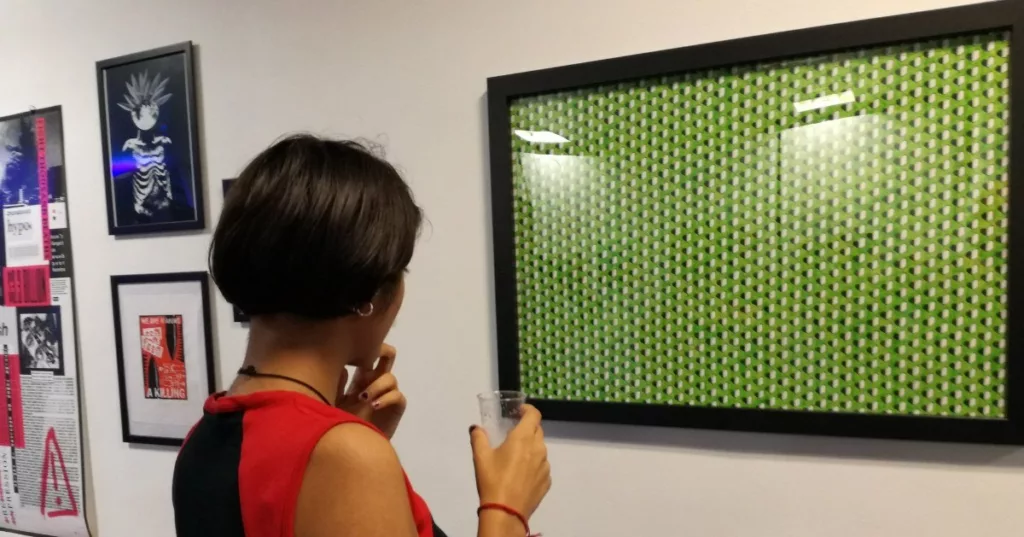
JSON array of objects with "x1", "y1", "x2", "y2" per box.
[{"x1": 2, "y1": 0, "x2": 1023, "y2": 535}]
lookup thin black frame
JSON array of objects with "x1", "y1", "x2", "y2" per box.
[
  {"x1": 96, "y1": 42, "x2": 205, "y2": 236},
  {"x1": 110, "y1": 271, "x2": 216, "y2": 446},
  {"x1": 487, "y1": 0, "x2": 1024, "y2": 444}
]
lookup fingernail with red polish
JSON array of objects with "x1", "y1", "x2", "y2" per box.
[
  {"x1": 359, "y1": 392, "x2": 369, "y2": 401},
  {"x1": 371, "y1": 401, "x2": 380, "y2": 410}
]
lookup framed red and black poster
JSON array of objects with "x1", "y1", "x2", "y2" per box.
[
  {"x1": 110, "y1": 272, "x2": 215, "y2": 446},
  {"x1": 139, "y1": 315, "x2": 187, "y2": 400}
]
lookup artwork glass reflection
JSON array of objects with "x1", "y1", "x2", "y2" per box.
[{"x1": 508, "y1": 33, "x2": 1009, "y2": 418}]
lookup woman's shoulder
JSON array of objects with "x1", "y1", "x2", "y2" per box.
[
  {"x1": 312, "y1": 423, "x2": 402, "y2": 475},
  {"x1": 294, "y1": 424, "x2": 421, "y2": 537}
]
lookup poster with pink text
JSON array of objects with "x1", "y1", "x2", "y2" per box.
[{"x1": 0, "y1": 107, "x2": 88, "y2": 536}]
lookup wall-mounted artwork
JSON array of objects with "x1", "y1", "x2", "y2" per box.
[
  {"x1": 97, "y1": 42, "x2": 204, "y2": 236},
  {"x1": 221, "y1": 179, "x2": 248, "y2": 323},
  {"x1": 0, "y1": 107, "x2": 89, "y2": 536},
  {"x1": 111, "y1": 272, "x2": 215, "y2": 446},
  {"x1": 487, "y1": 1, "x2": 1024, "y2": 444}
]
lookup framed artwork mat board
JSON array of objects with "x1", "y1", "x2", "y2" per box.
[
  {"x1": 487, "y1": 0, "x2": 1024, "y2": 444},
  {"x1": 111, "y1": 271, "x2": 215, "y2": 446}
]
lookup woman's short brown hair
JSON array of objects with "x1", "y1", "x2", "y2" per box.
[{"x1": 209, "y1": 135, "x2": 422, "y2": 319}]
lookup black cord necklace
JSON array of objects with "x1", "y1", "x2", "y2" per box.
[{"x1": 237, "y1": 365, "x2": 331, "y2": 406}]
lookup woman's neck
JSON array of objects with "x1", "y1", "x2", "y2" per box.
[{"x1": 231, "y1": 315, "x2": 355, "y2": 404}]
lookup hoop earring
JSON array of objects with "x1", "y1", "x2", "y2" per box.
[{"x1": 355, "y1": 303, "x2": 375, "y2": 317}]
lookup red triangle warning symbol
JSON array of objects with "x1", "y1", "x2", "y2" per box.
[{"x1": 39, "y1": 427, "x2": 77, "y2": 518}]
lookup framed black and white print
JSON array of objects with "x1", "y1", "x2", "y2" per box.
[
  {"x1": 97, "y1": 42, "x2": 204, "y2": 236},
  {"x1": 488, "y1": 0, "x2": 1024, "y2": 444},
  {"x1": 18, "y1": 305, "x2": 65, "y2": 377},
  {"x1": 221, "y1": 178, "x2": 249, "y2": 323},
  {"x1": 111, "y1": 271, "x2": 215, "y2": 446}
]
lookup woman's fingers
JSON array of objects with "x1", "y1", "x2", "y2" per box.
[
  {"x1": 377, "y1": 344, "x2": 397, "y2": 373},
  {"x1": 509, "y1": 404, "x2": 541, "y2": 440},
  {"x1": 345, "y1": 366, "x2": 372, "y2": 397},
  {"x1": 359, "y1": 373, "x2": 398, "y2": 402},
  {"x1": 344, "y1": 343, "x2": 397, "y2": 398},
  {"x1": 370, "y1": 389, "x2": 406, "y2": 411}
]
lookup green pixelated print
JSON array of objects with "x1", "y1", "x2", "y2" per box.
[{"x1": 508, "y1": 33, "x2": 1010, "y2": 418}]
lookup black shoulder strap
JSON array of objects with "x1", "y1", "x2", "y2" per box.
[{"x1": 431, "y1": 518, "x2": 449, "y2": 537}]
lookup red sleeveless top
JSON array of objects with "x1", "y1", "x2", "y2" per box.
[{"x1": 172, "y1": 391, "x2": 446, "y2": 537}]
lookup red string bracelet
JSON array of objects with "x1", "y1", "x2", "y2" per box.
[{"x1": 477, "y1": 503, "x2": 541, "y2": 537}]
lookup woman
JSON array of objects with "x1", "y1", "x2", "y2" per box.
[{"x1": 172, "y1": 135, "x2": 551, "y2": 537}]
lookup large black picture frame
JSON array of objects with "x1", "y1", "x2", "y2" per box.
[
  {"x1": 97, "y1": 42, "x2": 205, "y2": 236},
  {"x1": 111, "y1": 271, "x2": 216, "y2": 446},
  {"x1": 487, "y1": 0, "x2": 1024, "y2": 444}
]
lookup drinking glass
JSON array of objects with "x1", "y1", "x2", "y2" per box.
[{"x1": 477, "y1": 390, "x2": 526, "y2": 447}]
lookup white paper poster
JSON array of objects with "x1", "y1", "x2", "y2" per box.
[{"x1": 0, "y1": 108, "x2": 88, "y2": 536}]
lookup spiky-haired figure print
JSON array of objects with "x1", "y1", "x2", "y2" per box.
[
  {"x1": 99, "y1": 43, "x2": 202, "y2": 235},
  {"x1": 118, "y1": 71, "x2": 175, "y2": 218}
]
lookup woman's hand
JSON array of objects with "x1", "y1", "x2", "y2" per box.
[
  {"x1": 336, "y1": 344, "x2": 406, "y2": 439},
  {"x1": 470, "y1": 405, "x2": 551, "y2": 520}
]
